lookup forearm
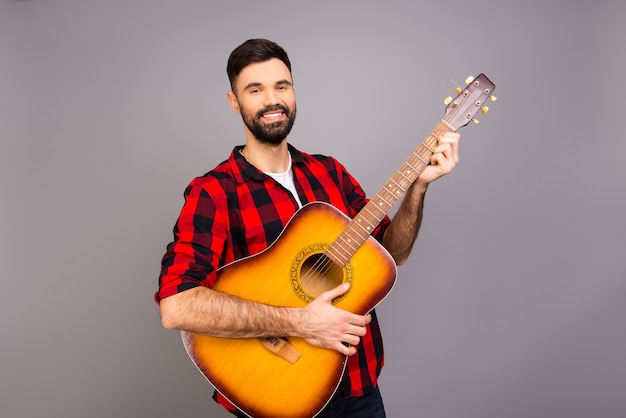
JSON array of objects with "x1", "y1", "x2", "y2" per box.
[
  {"x1": 383, "y1": 132, "x2": 460, "y2": 264},
  {"x1": 383, "y1": 181, "x2": 428, "y2": 265},
  {"x1": 160, "y1": 282, "x2": 370, "y2": 356},
  {"x1": 159, "y1": 286, "x2": 303, "y2": 338}
]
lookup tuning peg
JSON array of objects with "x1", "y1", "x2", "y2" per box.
[
  {"x1": 465, "y1": 76, "x2": 475, "y2": 85},
  {"x1": 489, "y1": 95, "x2": 497, "y2": 102},
  {"x1": 472, "y1": 119, "x2": 480, "y2": 124},
  {"x1": 481, "y1": 106, "x2": 489, "y2": 114},
  {"x1": 444, "y1": 96, "x2": 459, "y2": 108},
  {"x1": 455, "y1": 87, "x2": 462, "y2": 94}
]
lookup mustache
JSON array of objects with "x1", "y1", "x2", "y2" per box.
[{"x1": 255, "y1": 105, "x2": 290, "y2": 119}]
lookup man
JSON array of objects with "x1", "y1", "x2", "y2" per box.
[{"x1": 155, "y1": 38, "x2": 460, "y2": 417}]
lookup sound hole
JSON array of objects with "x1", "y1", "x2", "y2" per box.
[{"x1": 299, "y1": 253, "x2": 344, "y2": 299}]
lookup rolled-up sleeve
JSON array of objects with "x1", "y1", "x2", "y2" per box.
[{"x1": 155, "y1": 180, "x2": 228, "y2": 303}]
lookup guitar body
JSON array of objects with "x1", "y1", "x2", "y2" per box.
[{"x1": 182, "y1": 202, "x2": 397, "y2": 418}]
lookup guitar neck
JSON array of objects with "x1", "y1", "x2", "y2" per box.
[
  {"x1": 325, "y1": 73, "x2": 496, "y2": 267},
  {"x1": 326, "y1": 121, "x2": 454, "y2": 266}
]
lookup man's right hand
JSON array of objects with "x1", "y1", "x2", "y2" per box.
[{"x1": 298, "y1": 283, "x2": 371, "y2": 356}]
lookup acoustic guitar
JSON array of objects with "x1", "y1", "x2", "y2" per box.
[{"x1": 181, "y1": 74, "x2": 496, "y2": 417}]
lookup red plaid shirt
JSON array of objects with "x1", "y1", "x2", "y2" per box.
[{"x1": 156, "y1": 144, "x2": 390, "y2": 412}]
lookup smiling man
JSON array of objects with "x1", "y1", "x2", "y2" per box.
[
  {"x1": 228, "y1": 58, "x2": 296, "y2": 147},
  {"x1": 155, "y1": 38, "x2": 460, "y2": 417}
]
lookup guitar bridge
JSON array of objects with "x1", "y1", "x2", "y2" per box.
[{"x1": 259, "y1": 336, "x2": 301, "y2": 364}]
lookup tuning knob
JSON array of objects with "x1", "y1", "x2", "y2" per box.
[{"x1": 481, "y1": 106, "x2": 489, "y2": 114}]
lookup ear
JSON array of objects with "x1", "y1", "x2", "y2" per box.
[{"x1": 227, "y1": 91, "x2": 241, "y2": 114}]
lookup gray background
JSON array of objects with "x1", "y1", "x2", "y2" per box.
[{"x1": 2, "y1": 0, "x2": 625, "y2": 417}]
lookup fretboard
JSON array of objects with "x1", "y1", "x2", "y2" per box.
[{"x1": 326, "y1": 121, "x2": 454, "y2": 266}]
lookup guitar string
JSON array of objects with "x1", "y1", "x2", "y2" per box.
[
  {"x1": 296, "y1": 128, "x2": 445, "y2": 294},
  {"x1": 293, "y1": 87, "x2": 487, "y2": 294},
  {"x1": 296, "y1": 131, "x2": 443, "y2": 293}
]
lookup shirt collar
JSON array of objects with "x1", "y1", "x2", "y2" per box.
[{"x1": 229, "y1": 144, "x2": 306, "y2": 184}]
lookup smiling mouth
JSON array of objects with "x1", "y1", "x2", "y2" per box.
[
  {"x1": 257, "y1": 105, "x2": 288, "y2": 123},
  {"x1": 262, "y1": 111, "x2": 284, "y2": 122}
]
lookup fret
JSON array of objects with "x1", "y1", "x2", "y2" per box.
[
  {"x1": 373, "y1": 193, "x2": 394, "y2": 210},
  {"x1": 355, "y1": 212, "x2": 377, "y2": 232},
  {"x1": 367, "y1": 200, "x2": 389, "y2": 218},
  {"x1": 396, "y1": 168, "x2": 413, "y2": 182},
  {"x1": 332, "y1": 237, "x2": 353, "y2": 258},
  {"x1": 421, "y1": 142, "x2": 435, "y2": 153},
  {"x1": 404, "y1": 160, "x2": 419, "y2": 174},
  {"x1": 327, "y1": 247, "x2": 349, "y2": 266},
  {"x1": 325, "y1": 120, "x2": 458, "y2": 265},
  {"x1": 346, "y1": 221, "x2": 369, "y2": 241},
  {"x1": 388, "y1": 178, "x2": 406, "y2": 192},
  {"x1": 375, "y1": 190, "x2": 390, "y2": 200},
  {"x1": 413, "y1": 151, "x2": 429, "y2": 165},
  {"x1": 382, "y1": 186, "x2": 405, "y2": 204},
  {"x1": 337, "y1": 234, "x2": 359, "y2": 253}
]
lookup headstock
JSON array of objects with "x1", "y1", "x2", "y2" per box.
[{"x1": 443, "y1": 74, "x2": 496, "y2": 130}]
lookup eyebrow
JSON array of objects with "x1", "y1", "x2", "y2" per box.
[{"x1": 242, "y1": 79, "x2": 293, "y2": 91}]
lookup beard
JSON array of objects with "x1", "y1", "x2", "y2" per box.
[{"x1": 241, "y1": 104, "x2": 297, "y2": 145}]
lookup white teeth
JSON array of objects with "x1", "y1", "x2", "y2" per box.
[{"x1": 264, "y1": 113, "x2": 281, "y2": 119}]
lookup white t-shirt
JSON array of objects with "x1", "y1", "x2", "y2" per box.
[{"x1": 265, "y1": 155, "x2": 303, "y2": 208}]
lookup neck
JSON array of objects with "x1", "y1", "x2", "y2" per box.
[{"x1": 241, "y1": 140, "x2": 290, "y2": 173}]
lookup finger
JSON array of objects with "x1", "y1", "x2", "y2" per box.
[
  {"x1": 340, "y1": 312, "x2": 371, "y2": 332},
  {"x1": 434, "y1": 143, "x2": 452, "y2": 159},
  {"x1": 344, "y1": 344, "x2": 357, "y2": 356},
  {"x1": 429, "y1": 151, "x2": 444, "y2": 167},
  {"x1": 440, "y1": 133, "x2": 460, "y2": 161},
  {"x1": 440, "y1": 132, "x2": 460, "y2": 144},
  {"x1": 337, "y1": 342, "x2": 358, "y2": 356},
  {"x1": 433, "y1": 142, "x2": 457, "y2": 166},
  {"x1": 429, "y1": 152, "x2": 451, "y2": 174},
  {"x1": 345, "y1": 334, "x2": 361, "y2": 346},
  {"x1": 318, "y1": 282, "x2": 350, "y2": 303},
  {"x1": 353, "y1": 313, "x2": 371, "y2": 328},
  {"x1": 347, "y1": 323, "x2": 368, "y2": 336}
]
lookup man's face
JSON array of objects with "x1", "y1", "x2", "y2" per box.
[{"x1": 228, "y1": 58, "x2": 297, "y2": 145}]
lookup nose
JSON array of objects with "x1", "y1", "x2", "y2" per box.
[{"x1": 263, "y1": 89, "x2": 279, "y2": 106}]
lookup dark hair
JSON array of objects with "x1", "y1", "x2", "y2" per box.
[{"x1": 227, "y1": 39, "x2": 292, "y2": 90}]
